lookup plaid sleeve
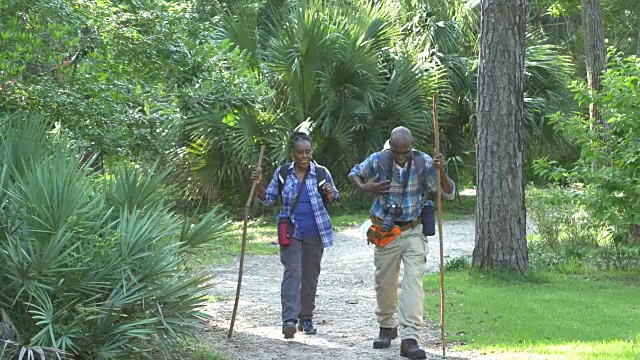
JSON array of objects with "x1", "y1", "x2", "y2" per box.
[
  {"x1": 259, "y1": 167, "x2": 281, "y2": 206},
  {"x1": 324, "y1": 168, "x2": 340, "y2": 201},
  {"x1": 348, "y1": 152, "x2": 378, "y2": 180},
  {"x1": 422, "y1": 153, "x2": 456, "y2": 200}
]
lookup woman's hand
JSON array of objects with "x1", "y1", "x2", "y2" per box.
[
  {"x1": 252, "y1": 170, "x2": 266, "y2": 200},
  {"x1": 322, "y1": 183, "x2": 335, "y2": 203},
  {"x1": 251, "y1": 170, "x2": 263, "y2": 185}
]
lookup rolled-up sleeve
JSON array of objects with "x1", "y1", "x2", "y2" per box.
[
  {"x1": 423, "y1": 154, "x2": 456, "y2": 200},
  {"x1": 258, "y1": 167, "x2": 281, "y2": 206},
  {"x1": 324, "y1": 168, "x2": 340, "y2": 201},
  {"x1": 348, "y1": 153, "x2": 376, "y2": 180}
]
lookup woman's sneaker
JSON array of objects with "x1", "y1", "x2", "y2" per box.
[
  {"x1": 282, "y1": 321, "x2": 297, "y2": 339},
  {"x1": 297, "y1": 319, "x2": 317, "y2": 334}
]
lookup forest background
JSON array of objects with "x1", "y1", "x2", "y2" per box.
[{"x1": 1, "y1": 0, "x2": 639, "y2": 358}]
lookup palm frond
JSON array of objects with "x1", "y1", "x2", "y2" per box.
[
  {"x1": 179, "y1": 206, "x2": 232, "y2": 251},
  {"x1": 105, "y1": 164, "x2": 172, "y2": 213}
]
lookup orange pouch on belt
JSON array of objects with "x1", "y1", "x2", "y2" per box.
[{"x1": 366, "y1": 224, "x2": 401, "y2": 248}]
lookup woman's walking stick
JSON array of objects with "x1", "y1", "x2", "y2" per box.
[
  {"x1": 433, "y1": 94, "x2": 446, "y2": 357},
  {"x1": 228, "y1": 145, "x2": 265, "y2": 339}
]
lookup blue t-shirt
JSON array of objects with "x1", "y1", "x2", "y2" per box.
[{"x1": 295, "y1": 186, "x2": 321, "y2": 239}]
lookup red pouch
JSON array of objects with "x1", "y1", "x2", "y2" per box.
[{"x1": 278, "y1": 216, "x2": 293, "y2": 246}]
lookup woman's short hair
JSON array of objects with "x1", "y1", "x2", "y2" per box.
[{"x1": 290, "y1": 131, "x2": 312, "y2": 150}]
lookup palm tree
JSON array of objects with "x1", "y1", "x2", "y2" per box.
[
  {"x1": 180, "y1": 0, "x2": 576, "y2": 205},
  {"x1": 183, "y1": 0, "x2": 433, "y2": 200}
]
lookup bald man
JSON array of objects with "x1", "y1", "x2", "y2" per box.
[{"x1": 348, "y1": 126, "x2": 455, "y2": 359}]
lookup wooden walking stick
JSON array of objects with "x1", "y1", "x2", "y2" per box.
[
  {"x1": 228, "y1": 144, "x2": 265, "y2": 339},
  {"x1": 433, "y1": 93, "x2": 446, "y2": 357}
]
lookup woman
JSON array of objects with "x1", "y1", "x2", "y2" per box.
[{"x1": 253, "y1": 131, "x2": 339, "y2": 339}]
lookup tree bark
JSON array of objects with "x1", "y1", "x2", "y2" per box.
[
  {"x1": 580, "y1": 0, "x2": 607, "y2": 169},
  {"x1": 473, "y1": 0, "x2": 528, "y2": 272}
]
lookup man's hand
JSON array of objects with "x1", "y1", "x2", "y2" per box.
[
  {"x1": 433, "y1": 153, "x2": 445, "y2": 170},
  {"x1": 360, "y1": 174, "x2": 391, "y2": 194},
  {"x1": 433, "y1": 153, "x2": 454, "y2": 194}
]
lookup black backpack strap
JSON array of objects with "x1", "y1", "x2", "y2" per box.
[
  {"x1": 376, "y1": 149, "x2": 393, "y2": 181},
  {"x1": 314, "y1": 164, "x2": 330, "y2": 205},
  {"x1": 411, "y1": 150, "x2": 427, "y2": 194},
  {"x1": 315, "y1": 165, "x2": 327, "y2": 188},
  {"x1": 378, "y1": 149, "x2": 427, "y2": 192},
  {"x1": 278, "y1": 162, "x2": 291, "y2": 199},
  {"x1": 289, "y1": 166, "x2": 310, "y2": 215},
  {"x1": 281, "y1": 162, "x2": 330, "y2": 205},
  {"x1": 378, "y1": 149, "x2": 429, "y2": 205}
]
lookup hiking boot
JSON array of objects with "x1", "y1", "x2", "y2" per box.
[
  {"x1": 400, "y1": 338, "x2": 426, "y2": 359},
  {"x1": 297, "y1": 319, "x2": 317, "y2": 334},
  {"x1": 372, "y1": 327, "x2": 398, "y2": 349},
  {"x1": 282, "y1": 320, "x2": 297, "y2": 339}
]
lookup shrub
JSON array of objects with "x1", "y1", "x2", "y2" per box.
[
  {"x1": 526, "y1": 186, "x2": 640, "y2": 273},
  {"x1": 526, "y1": 186, "x2": 604, "y2": 248},
  {"x1": 0, "y1": 116, "x2": 230, "y2": 358},
  {"x1": 445, "y1": 256, "x2": 471, "y2": 271},
  {"x1": 533, "y1": 53, "x2": 640, "y2": 244}
]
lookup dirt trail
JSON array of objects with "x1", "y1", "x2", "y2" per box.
[{"x1": 201, "y1": 218, "x2": 492, "y2": 360}]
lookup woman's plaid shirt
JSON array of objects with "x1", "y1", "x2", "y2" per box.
[{"x1": 260, "y1": 162, "x2": 338, "y2": 248}]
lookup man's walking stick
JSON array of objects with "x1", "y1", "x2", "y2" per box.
[
  {"x1": 228, "y1": 145, "x2": 265, "y2": 339},
  {"x1": 433, "y1": 94, "x2": 446, "y2": 357}
]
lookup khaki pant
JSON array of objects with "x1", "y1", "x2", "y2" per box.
[{"x1": 374, "y1": 225, "x2": 428, "y2": 340}]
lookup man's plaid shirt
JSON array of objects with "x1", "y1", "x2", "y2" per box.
[{"x1": 349, "y1": 150, "x2": 456, "y2": 222}]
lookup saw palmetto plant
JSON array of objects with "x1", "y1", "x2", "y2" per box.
[{"x1": 0, "y1": 115, "x2": 230, "y2": 359}]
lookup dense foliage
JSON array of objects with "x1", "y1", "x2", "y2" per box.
[
  {"x1": 2, "y1": 0, "x2": 640, "y2": 355},
  {"x1": 534, "y1": 53, "x2": 640, "y2": 243},
  {"x1": 0, "y1": 116, "x2": 229, "y2": 358}
]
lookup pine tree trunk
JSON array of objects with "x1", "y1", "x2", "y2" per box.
[
  {"x1": 580, "y1": 0, "x2": 607, "y2": 169},
  {"x1": 637, "y1": 27, "x2": 640, "y2": 57},
  {"x1": 473, "y1": 0, "x2": 528, "y2": 272}
]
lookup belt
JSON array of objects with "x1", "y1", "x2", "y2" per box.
[{"x1": 372, "y1": 217, "x2": 421, "y2": 232}]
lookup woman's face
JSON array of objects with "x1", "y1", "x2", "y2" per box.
[{"x1": 291, "y1": 140, "x2": 313, "y2": 169}]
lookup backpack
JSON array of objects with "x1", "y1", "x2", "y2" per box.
[
  {"x1": 378, "y1": 149, "x2": 436, "y2": 235},
  {"x1": 376, "y1": 149, "x2": 428, "y2": 193},
  {"x1": 278, "y1": 162, "x2": 328, "y2": 203}
]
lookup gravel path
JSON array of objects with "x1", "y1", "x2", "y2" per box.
[{"x1": 200, "y1": 218, "x2": 493, "y2": 360}]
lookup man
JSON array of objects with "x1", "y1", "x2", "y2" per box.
[{"x1": 348, "y1": 126, "x2": 455, "y2": 359}]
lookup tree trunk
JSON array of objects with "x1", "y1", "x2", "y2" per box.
[
  {"x1": 637, "y1": 27, "x2": 640, "y2": 57},
  {"x1": 580, "y1": 0, "x2": 607, "y2": 169},
  {"x1": 473, "y1": 0, "x2": 528, "y2": 272}
]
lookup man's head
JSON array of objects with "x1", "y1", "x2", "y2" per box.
[{"x1": 389, "y1": 126, "x2": 413, "y2": 167}]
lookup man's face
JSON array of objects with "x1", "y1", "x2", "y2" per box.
[
  {"x1": 291, "y1": 140, "x2": 313, "y2": 169},
  {"x1": 390, "y1": 139, "x2": 412, "y2": 167}
]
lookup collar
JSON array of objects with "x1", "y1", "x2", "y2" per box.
[{"x1": 286, "y1": 162, "x2": 316, "y2": 176}]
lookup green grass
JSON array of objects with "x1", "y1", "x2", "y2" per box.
[
  {"x1": 191, "y1": 346, "x2": 226, "y2": 360},
  {"x1": 169, "y1": 344, "x2": 228, "y2": 360},
  {"x1": 423, "y1": 270, "x2": 640, "y2": 359},
  {"x1": 441, "y1": 193, "x2": 475, "y2": 220}
]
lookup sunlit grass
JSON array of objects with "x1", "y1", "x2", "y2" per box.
[
  {"x1": 483, "y1": 339, "x2": 639, "y2": 359},
  {"x1": 423, "y1": 271, "x2": 640, "y2": 359}
]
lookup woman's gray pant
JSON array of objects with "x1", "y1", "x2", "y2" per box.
[{"x1": 279, "y1": 237, "x2": 324, "y2": 323}]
